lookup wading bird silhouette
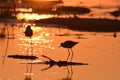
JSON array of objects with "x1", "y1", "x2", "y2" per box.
[
  {"x1": 24, "y1": 25, "x2": 34, "y2": 57},
  {"x1": 113, "y1": 32, "x2": 117, "y2": 38},
  {"x1": 60, "y1": 40, "x2": 79, "y2": 62},
  {"x1": 24, "y1": 25, "x2": 33, "y2": 37}
]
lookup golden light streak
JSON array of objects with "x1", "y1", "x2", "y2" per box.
[
  {"x1": 17, "y1": 13, "x2": 53, "y2": 20},
  {"x1": 16, "y1": 8, "x2": 32, "y2": 12},
  {"x1": 17, "y1": 26, "x2": 55, "y2": 55}
]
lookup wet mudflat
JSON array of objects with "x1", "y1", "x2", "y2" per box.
[{"x1": 0, "y1": 24, "x2": 120, "y2": 80}]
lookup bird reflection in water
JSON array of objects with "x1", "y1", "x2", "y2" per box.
[
  {"x1": 37, "y1": 55, "x2": 88, "y2": 80},
  {"x1": 24, "y1": 39, "x2": 34, "y2": 80},
  {"x1": 24, "y1": 59, "x2": 33, "y2": 80},
  {"x1": 62, "y1": 66, "x2": 73, "y2": 80},
  {"x1": 40, "y1": 55, "x2": 87, "y2": 71}
]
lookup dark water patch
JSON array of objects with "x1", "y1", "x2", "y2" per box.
[
  {"x1": 55, "y1": 6, "x2": 91, "y2": 14},
  {"x1": 7, "y1": 55, "x2": 38, "y2": 60},
  {"x1": 110, "y1": 9, "x2": 120, "y2": 17},
  {"x1": 35, "y1": 17, "x2": 120, "y2": 32}
]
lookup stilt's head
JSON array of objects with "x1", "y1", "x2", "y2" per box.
[
  {"x1": 60, "y1": 42, "x2": 65, "y2": 47},
  {"x1": 58, "y1": 43, "x2": 63, "y2": 48}
]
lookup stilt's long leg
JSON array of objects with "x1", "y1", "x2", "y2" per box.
[
  {"x1": 70, "y1": 48, "x2": 74, "y2": 62},
  {"x1": 67, "y1": 48, "x2": 71, "y2": 61},
  {"x1": 30, "y1": 38, "x2": 33, "y2": 56},
  {"x1": 30, "y1": 38, "x2": 33, "y2": 74}
]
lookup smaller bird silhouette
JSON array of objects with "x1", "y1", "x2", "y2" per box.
[
  {"x1": 24, "y1": 25, "x2": 33, "y2": 37},
  {"x1": 113, "y1": 32, "x2": 117, "y2": 38},
  {"x1": 60, "y1": 40, "x2": 79, "y2": 62}
]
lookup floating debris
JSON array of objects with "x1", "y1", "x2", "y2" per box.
[{"x1": 7, "y1": 55, "x2": 38, "y2": 60}]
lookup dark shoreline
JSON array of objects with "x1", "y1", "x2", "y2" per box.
[{"x1": 35, "y1": 17, "x2": 120, "y2": 32}]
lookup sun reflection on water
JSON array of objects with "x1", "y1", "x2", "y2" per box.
[
  {"x1": 16, "y1": 8, "x2": 32, "y2": 12},
  {"x1": 17, "y1": 26, "x2": 55, "y2": 55},
  {"x1": 17, "y1": 13, "x2": 53, "y2": 20}
]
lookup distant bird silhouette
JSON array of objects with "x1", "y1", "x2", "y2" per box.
[
  {"x1": 110, "y1": 8, "x2": 120, "y2": 17},
  {"x1": 60, "y1": 40, "x2": 79, "y2": 62},
  {"x1": 24, "y1": 25, "x2": 33, "y2": 37},
  {"x1": 113, "y1": 32, "x2": 117, "y2": 38}
]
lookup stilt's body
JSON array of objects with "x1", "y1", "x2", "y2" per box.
[{"x1": 60, "y1": 40, "x2": 79, "y2": 61}]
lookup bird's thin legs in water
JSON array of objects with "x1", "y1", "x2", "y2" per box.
[
  {"x1": 60, "y1": 40, "x2": 79, "y2": 62},
  {"x1": 70, "y1": 48, "x2": 74, "y2": 62},
  {"x1": 70, "y1": 66, "x2": 73, "y2": 78},
  {"x1": 30, "y1": 38, "x2": 33, "y2": 74},
  {"x1": 67, "y1": 66, "x2": 70, "y2": 78},
  {"x1": 67, "y1": 48, "x2": 71, "y2": 61},
  {"x1": 66, "y1": 66, "x2": 73, "y2": 80},
  {"x1": 30, "y1": 64, "x2": 32, "y2": 74},
  {"x1": 30, "y1": 38, "x2": 33, "y2": 56}
]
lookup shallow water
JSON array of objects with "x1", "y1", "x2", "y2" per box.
[
  {"x1": 63, "y1": 0, "x2": 119, "y2": 6},
  {"x1": 15, "y1": 0, "x2": 120, "y2": 20},
  {"x1": 0, "y1": 0, "x2": 120, "y2": 80},
  {"x1": 0, "y1": 23, "x2": 120, "y2": 80}
]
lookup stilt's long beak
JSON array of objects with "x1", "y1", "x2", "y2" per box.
[{"x1": 58, "y1": 45, "x2": 61, "y2": 48}]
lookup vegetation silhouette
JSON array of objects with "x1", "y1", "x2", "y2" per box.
[
  {"x1": 110, "y1": 8, "x2": 120, "y2": 17},
  {"x1": 35, "y1": 17, "x2": 120, "y2": 32},
  {"x1": 2, "y1": 36, "x2": 9, "y2": 66},
  {"x1": 7, "y1": 55, "x2": 38, "y2": 60},
  {"x1": 54, "y1": 6, "x2": 91, "y2": 15},
  {"x1": 29, "y1": 55, "x2": 88, "y2": 71},
  {"x1": 110, "y1": 0, "x2": 120, "y2": 17}
]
